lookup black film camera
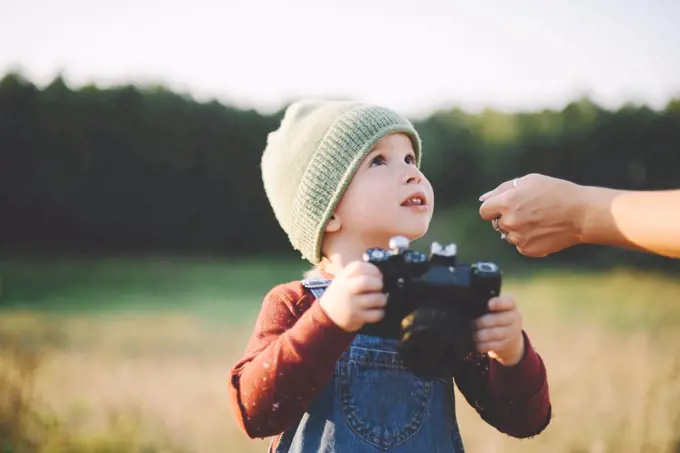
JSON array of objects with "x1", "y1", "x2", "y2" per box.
[{"x1": 360, "y1": 236, "x2": 502, "y2": 380}]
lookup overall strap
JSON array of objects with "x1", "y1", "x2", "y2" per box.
[{"x1": 300, "y1": 278, "x2": 331, "y2": 300}]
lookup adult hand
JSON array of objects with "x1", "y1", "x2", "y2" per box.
[{"x1": 478, "y1": 174, "x2": 587, "y2": 257}]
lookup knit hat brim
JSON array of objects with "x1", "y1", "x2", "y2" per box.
[{"x1": 289, "y1": 105, "x2": 422, "y2": 264}]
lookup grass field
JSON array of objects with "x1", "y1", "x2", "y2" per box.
[{"x1": 1, "y1": 256, "x2": 679, "y2": 453}]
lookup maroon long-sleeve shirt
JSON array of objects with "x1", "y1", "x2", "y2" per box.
[{"x1": 228, "y1": 280, "x2": 552, "y2": 446}]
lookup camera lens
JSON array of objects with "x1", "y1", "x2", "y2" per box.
[
  {"x1": 400, "y1": 329, "x2": 454, "y2": 380},
  {"x1": 399, "y1": 307, "x2": 460, "y2": 380}
]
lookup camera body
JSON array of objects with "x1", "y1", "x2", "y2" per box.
[{"x1": 360, "y1": 236, "x2": 502, "y2": 380}]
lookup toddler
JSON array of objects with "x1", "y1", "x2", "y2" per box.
[{"x1": 228, "y1": 100, "x2": 552, "y2": 452}]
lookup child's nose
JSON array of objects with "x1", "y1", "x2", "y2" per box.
[{"x1": 402, "y1": 167, "x2": 422, "y2": 184}]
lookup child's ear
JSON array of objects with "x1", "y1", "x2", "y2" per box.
[{"x1": 325, "y1": 214, "x2": 341, "y2": 233}]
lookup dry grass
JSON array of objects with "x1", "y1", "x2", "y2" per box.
[{"x1": 1, "y1": 269, "x2": 679, "y2": 453}]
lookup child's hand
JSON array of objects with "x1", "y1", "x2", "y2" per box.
[
  {"x1": 472, "y1": 295, "x2": 525, "y2": 367},
  {"x1": 318, "y1": 261, "x2": 387, "y2": 332}
]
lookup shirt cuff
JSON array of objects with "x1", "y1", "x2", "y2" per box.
[{"x1": 488, "y1": 330, "x2": 547, "y2": 402}]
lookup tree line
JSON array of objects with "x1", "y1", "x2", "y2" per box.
[{"x1": 1, "y1": 71, "x2": 679, "y2": 270}]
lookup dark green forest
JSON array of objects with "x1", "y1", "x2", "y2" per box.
[{"x1": 1, "y1": 71, "x2": 679, "y2": 270}]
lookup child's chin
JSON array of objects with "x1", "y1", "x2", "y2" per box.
[{"x1": 390, "y1": 225, "x2": 430, "y2": 242}]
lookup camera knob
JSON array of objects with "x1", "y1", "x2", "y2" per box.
[
  {"x1": 389, "y1": 236, "x2": 410, "y2": 253},
  {"x1": 403, "y1": 250, "x2": 429, "y2": 277},
  {"x1": 363, "y1": 247, "x2": 389, "y2": 263},
  {"x1": 403, "y1": 250, "x2": 426, "y2": 264},
  {"x1": 475, "y1": 262, "x2": 499, "y2": 275},
  {"x1": 430, "y1": 242, "x2": 457, "y2": 257}
]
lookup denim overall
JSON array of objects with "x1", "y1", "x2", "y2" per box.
[{"x1": 272, "y1": 278, "x2": 466, "y2": 453}]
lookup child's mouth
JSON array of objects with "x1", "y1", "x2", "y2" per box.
[
  {"x1": 401, "y1": 197, "x2": 424, "y2": 206},
  {"x1": 400, "y1": 192, "x2": 428, "y2": 210}
]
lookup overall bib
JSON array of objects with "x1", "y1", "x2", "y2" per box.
[{"x1": 272, "y1": 278, "x2": 466, "y2": 453}]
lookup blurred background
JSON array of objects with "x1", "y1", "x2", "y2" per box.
[{"x1": 1, "y1": 0, "x2": 679, "y2": 452}]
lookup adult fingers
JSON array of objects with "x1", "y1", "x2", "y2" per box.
[
  {"x1": 479, "y1": 191, "x2": 509, "y2": 221},
  {"x1": 503, "y1": 230, "x2": 521, "y2": 246},
  {"x1": 479, "y1": 179, "x2": 515, "y2": 202},
  {"x1": 479, "y1": 200, "x2": 503, "y2": 221}
]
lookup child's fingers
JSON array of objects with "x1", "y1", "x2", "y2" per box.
[
  {"x1": 487, "y1": 295, "x2": 516, "y2": 312},
  {"x1": 357, "y1": 293, "x2": 388, "y2": 309},
  {"x1": 347, "y1": 275, "x2": 383, "y2": 294},
  {"x1": 475, "y1": 340, "x2": 506, "y2": 354},
  {"x1": 473, "y1": 326, "x2": 512, "y2": 343},
  {"x1": 473, "y1": 310, "x2": 518, "y2": 330},
  {"x1": 362, "y1": 308, "x2": 385, "y2": 324},
  {"x1": 345, "y1": 261, "x2": 383, "y2": 278}
]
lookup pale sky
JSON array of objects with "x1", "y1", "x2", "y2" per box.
[{"x1": 1, "y1": 0, "x2": 679, "y2": 117}]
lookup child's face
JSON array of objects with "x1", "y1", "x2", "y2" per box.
[{"x1": 332, "y1": 133, "x2": 434, "y2": 248}]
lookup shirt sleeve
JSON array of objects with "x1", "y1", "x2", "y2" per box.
[
  {"x1": 453, "y1": 330, "x2": 552, "y2": 438},
  {"x1": 227, "y1": 283, "x2": 356, "y2": 439}
]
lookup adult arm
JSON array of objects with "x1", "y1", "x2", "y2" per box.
[
  {"x1": 479, "y1": 174, "x2": 680, "y2": 259},
  {"x1": 580, "y1": 185, "x2": 680, "y2": 258}
]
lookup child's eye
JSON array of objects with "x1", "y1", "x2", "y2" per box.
[
  {"x1": 405, "y1": 154, "x2": 416, "y2": 165},
  {"x1": 370, "y1": 154, "x2": 386, "y2": 166}
]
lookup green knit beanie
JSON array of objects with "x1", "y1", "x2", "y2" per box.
[{"x1": 261, "y1": 99, "x2": 422, "y2": 264}]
